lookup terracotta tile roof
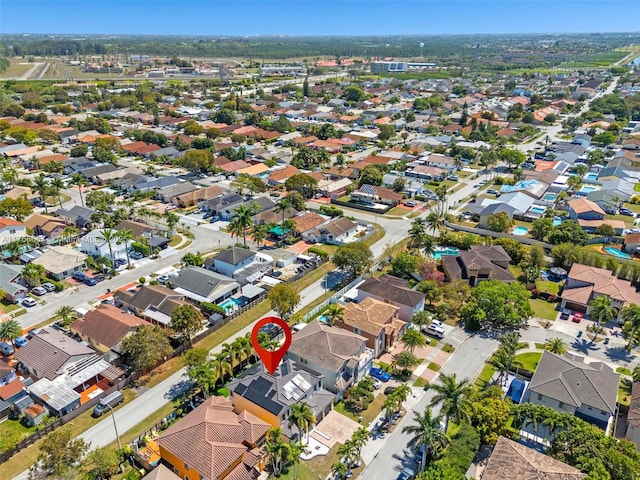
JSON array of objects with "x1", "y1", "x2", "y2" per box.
[
  {"x1": 71, "y1": 305, "x2": 151, "y2": 349},
  {"x1": 221, "y1": 160, "x2": 251, "y2": 172},
  {"x1": 624, "y1": 233, "x2": 640, "y2": 245},
  {"x1": 358, "y1": 274, "x2": 425, "y2": 308},
  {"x1": 339, "y1": 297, "x2": 402, "y2": 336},
  {"x1": 156, "y1": 396, "x2": 269, "y2": 480},
  {"x1": 292, "y1": 212, "x2": 327, "y2": 233},
  {"x1": 115, "y1": 219, "x2": 157, "y2": 238},
  {"x1": 173, "y1": 185, "x2": 225, "y2": 205},
  {"x1": 362, "y1": 155, "x2": 395, "y2": 165},
  {"x1": 562, "y1": 263, "x2": 640, "y2": 307},
  {"x1": 268, "y1": 165, "x2": 300, "y2": 184},
  {"x1": 236, "y1": 163, "x2": 269, "y2": 176},
  {"x1": 482, "y1": 436, "x2": 586, "y2": 480},
  {"x1": 0, "y1": 217, "x2": 23, "y2": 229},
  {"x1": 628, "y1": 382, "x2": 640, "y2": 428},
  {"x1": 0, "y1": 378, "x2": 24, "y2": 400}
]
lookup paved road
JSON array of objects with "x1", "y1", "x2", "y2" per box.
[{"x1": 359, "y1": 334, "x2": 499, "y2": 480}]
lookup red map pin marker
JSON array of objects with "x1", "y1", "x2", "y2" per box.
[{"x1": 251, "y1": 316, "x2": 292, "y2": 375}]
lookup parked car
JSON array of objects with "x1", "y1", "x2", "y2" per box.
[
  {"x1": 31, "y1": 286, "x2": 47, "y2": 296},
  {"x1": 85, "y1": 277, "x2": 98, "y2": 286},
  {"x1": 22, "y1": 298, "x2": 37, "y2": 307},
  {"x1": 424, "y1": 324, "x2": 445, "y2": 339},
  {"x1": 404, "y1": 200, "x2": 417, "y2": 207},
  {"x1": 314, "y1": 192, "x2": 323, "y2": 199},
  {"x1": 620, "y1": 208, "x2": 635, "y2": 217},
  {"x1": 486, "y1": 189, "x2": 499, "y2": 195},
  {"x1": 372, "y1": 379, "x2": 382, "y2": 390},
  {"x1": 572, "y1": 312, "x2": 584, "y2": 323},
  {"x1": 270, "y1": 192, "x2": 281, "y2": 197},
  {"x1": 14, "y1": 336, "x2": 28, "y2": 348},
  {"x1": 165, "y1": 204, "x2": 177, "y2": 211},
  {"x1": 560, "y1": 309, "x2": 571, "y2": 320},
  {"x1": 41, "y1": 282, "x2": 56, "y2": 292},
  {"x1": 73, "y1": 271, "x2": 87, "y2": 282},
  {"x1": 92, "y1": 391, "x2": 125, "y2": 417},
  {"x1": 447, "y1": 175, "x2": 459, "y2": 181},
  {"x1": 158, "y1": 275, "x2": 170, "y2": 284},
  {"x1": 114, "y1": 258, "x2": 127, "y2": 267},
  {"x1": 370, "y1": 367, "x2": 391, "y2": 382},
  {"x1": 129, "y1": 251, "x2": 144, "y2": 260},
  {"x1": 0, "y1": 342, "x2": 14, "y2": 355}
]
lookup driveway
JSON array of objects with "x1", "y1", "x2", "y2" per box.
[{"x1": 310, "y1": 410, "x2": 360, "y2": 449}]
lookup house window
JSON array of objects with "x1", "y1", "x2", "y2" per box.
[
  {"x1": 9, "y1": 229, "x2": 15, "y2": 234},
  {"x1": 354, "y1": 327, "x2": 361, "y2": 335},
  {"x1": 601, "y1": 411, "x2": 607, "y2": 416},
  {"x1": 537, "y1": 393, "x2": 542, "y2": 401},
  {"x1": 558, "y1": 401, "x2": 564, "y2": 408}
]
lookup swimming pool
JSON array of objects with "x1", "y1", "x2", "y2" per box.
[
  {"x1": 512, "y1": 226, "x2": 529, "y2": 236},
  {"x1": 585, "y1": 173, "x2": 598, "y2": 181},
  {"x1": 580, "y1": 185, "x2": 598, "y2": 193},
  {"x1": 604, "y1": 247, "x2": 631, "y2": 260},
  {"x1": 553, "y1": 217, "x2": 562, "y2": 227},
  {"x1": 543, "y1": 193, "x2": 557, "y2": 202},
  {"x1": 219, "y1": 298, "x2": 242, "y2": 311},
  {"x1": 431, "y1": 246, "x2": 460, "y2": 260},
  {"x1": 529, "y1": 206, "x2": 546, "y2": 215}
]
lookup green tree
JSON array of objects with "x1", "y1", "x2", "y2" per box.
[
  {"x1": 429, "y1": 373, "x2": 472, "y2": 433},
  {"x1": 589, "y1": 296, "x2": 617, "y2": 341},
  {"x1": 358, "y1": 164, "x2": 383, "y2": 187},
  {"x1": 180, "y1": 252, "x2": 204, "y2": 267},
  {"x1": 378, "y1": 124, "x2": 396, "y2": 141},
  {"x1": 595, "y1": 223, "x2": 615, "y2": 239},
  {"x1": 55, "y1": 305, "x2": 77, "y2": 327},
  {"x1": 391, "y1": 251, "x2": 420, "y2": 279},
  {"x1": 170, "y1": 304, "x2": 204, "y2": 346},
  {"x1": 462, "y1": 280, "x2": 532, "y2": 330},
  {"x1": 29, "y1": 428, "x2": 89, "y2": 479},
  {"x1": 250, "y1": 223, "x2": 269, "y2": 249},
  {"x1": 20, "y1": 263, "x2": 46, "y2": 288},
  {"x1": 498, "y1": 148, "x2": 526, "y2": 168},
  {"x1": 228, "y1": 203, "x2": 255, "y2": 247},
  {"x1": 0, "y1": 318, "x2": 22, "y2": 343},
  {"x1": 288, "y1": 402, "x2": 316, "y2": 443},
  {"x1": 402, "y1": 408, "x2": 449, "y2": 470},
  {"x1": 332, "y1": 242, "x2": 373, "y2": 278},
  {"x1": 264, "y1": 427, "x2": 288, "y2": 476},
  {"x1": 86, "y1": 190, "x2": 116, "y2": 211},
  {"x1": 285, "y1": 173, "x2": 318, "y2": 199},
  {"x1": 0, "y1": 197, "x2": 31, "y2": 222},
  {"x1": 343, "y1": 85, "x2": 365, "y2": 102},
  {"x1": 401, "y1": 328, "x2": 426, "y2": 353},
  {"x1": 393, "y1": 350, "x2": 421, "y2": 374},
  {"x1": 120, "y1": 325, "x2": 172, "y2": 372},
  {"x1": 545, "y1": 337, "x2": 567, "y2": 355},
  {"x1": 115, "y1": 228, "x2": 134, "y2": 268},
  {"x1": 409, "y1": 218, "x2": 429, "y2": 248},
  {"x1": 486, "y1": 212, "x2": 513, "y2": 233},
  {"x1": 70, "y1": 143, "x2": 89, "y2": 157},
  {"x1": 49, "y1": 177, "x2": 65, "y2": 208},
  {"x1": 70, "y1": 173, "x2": 88, "y2": 207},
  {"x1": 98, "y1": 228, "x2": 118, "y2": 274},
  {"x1": 548, "y1": 220, "x2": 589, "y2": 245},
  {"x1": 86, "y1": 446, "x2": 121, "y2": 479},
  {"x1": 267, "y1": 282, "x2": 301, "y2": 320},
  {"x1": 468, "y1": 390, "x2": 513, "y2": 445},
  {"x1": 621, "y1": 304, "x2": 640, "y2": 350},
  {"x1": 530, "y1": 217, "x2": 553, "y2": 241},
  {"x1": 31, "y1": 173, "x2": 49, "y2": 213},
  {"x1": 324, "y1": 303, "x2": 344, "y2": 326}
]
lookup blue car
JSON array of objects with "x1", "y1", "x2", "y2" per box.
[
  {"x1": 370, "y1": 367, "x2": 391, "y2": 382},
  {"x1": 14, "y1": 336, "x2": 28, "y2": 348},
  {"x1": 85, "y1": 278, "x2": 98, "y2": 286}
]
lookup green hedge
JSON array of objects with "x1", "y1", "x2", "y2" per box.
[
  {"x1": 48, "y1": 279, "x2": 64, "y2": 292},
  {"x1": 307, "y1": 247, "x2": 329, "y2": 258},
  {"x1": 201, "y1": 302, "x2": 226, "y2": 316}
]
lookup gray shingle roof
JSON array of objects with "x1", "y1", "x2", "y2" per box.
[
  {"x1": 214, "y1": 247, "x2": 255, "y2": 266},
  {"x1": 529, "y1": 352, "x2": 620, "y2": 414},
  {"x1": 169, "y1": 266, "x2": 240, "y2": 300}
]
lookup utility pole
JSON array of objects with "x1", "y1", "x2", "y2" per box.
[{"x1": 107, "y1": 404, "x2": 122, "y2": 450}]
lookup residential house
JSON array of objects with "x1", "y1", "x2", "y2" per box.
[
  {"x1": 4, "y1": 186, "x2": 40, "y2": 205},
  {"x1": 525, "y1": 351, "x2": 619, "y2": 431},
  {"x1": 168, "y1": 266, "x2": 241, "y2": 305},
  {"x1": 156, "y1": 182, "x2": 198, "y2": 203},
  {"x1": 115, "y1": 220, "x2": 165, "y2": 238},
  {"x1": 0, "y1": 217, "x2": 27, "y2": 245},
  {"x1": 71, "y1": 305, "x2": 151, "y2": 354},
  {"x1": 0, "y1": 360, "x2": 28, "y2": 420},
  {"x1": 171, "y1": 185, "x2": 225, "y2": 208},
  {"x1": 316, "y1": 178, "x2": 353, "y2": 199},
  {"x1": 114, "y1": 285, "x2": 189, "y2": 327},
  {"x1": 335, "y1": 297, "x2": 407, "y2": 358},
  {"x1": 290, "y1": 212, "x2": 329, "y2": 236},
  {"x1": 350, "y1": 184, "x2": 402, "y2": 207},
  {"x1": 560, "y1": 263, "x2": 640, "y2": 323},
  {"x1": 206, "y1": 247, "x2": 273, "y2": 285},
  {"x1": 156, "y1": 396, "x2": 270, "y2": 480},
  {"x1": 480, "y1": 436, "x2": 586, "y2": 480},
  {"x1": 220, "y1": 196, "x2": 276, "y2": 222},
  {"x1": 24, "y1": 214, "x2": 67, "y2": 241},
  {"x1": 625, "y1": 383, "x2": 640, "y2": 450},
  {"x1": 587, "y1": 189, "x2": 628, "y2": 214},
  {"x1": 140, "y1": 465, "x2": 181, "y2": 480},
  {"x1": 228, "y1": 358, "x2": 334, "y2": 436},
  {"x1": 80, "y1": 228, "x2": 131, "y2": 260},
  {"x1": 0, "y1": 263, "x2": 28, "y2": 302},
  {"x1": 441, "y1": 245, "x2": 515, "y2": 287},
  {"x1": 303, "y1": 217, "x2": 359, "y2": 245},
  {"x1": 478, "y1": 203, "x2": 517, "y2": 229},
  {"x1": 287, "y1": 319, "x2": 373, "y2": 399},
  {"x1": 198, "y1": 192, "x2": 244, "y2": 215},
  {"x1": 129, "y1": 176, "x2": 181, "y2": 194},
  {"x1": 55, "y1": 205, "x2": 96, "y2": 229},
  {"x1": 422, "y1": 153, "x2": 457, "y2": 171},
  {"x1": 567, "y1": 198, "x2": 605, "y2": 221},
  {"x1": 623, "y1": 233, "x2": 640, "y2": 254},
  {"x1": 32, "y1": 246, "x2": 87, "y2": 280},
  {"x1": 356, "y1": 274, "x2": 426, "y2": 322}
]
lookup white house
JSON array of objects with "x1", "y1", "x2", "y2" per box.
[
  {"x1": 80, "y1": 229, "x2": 131, "y2": 260},
  {"x1": 206, "y1": 247, "x2": 274, "y2": 285},
  {"x1": 303, "y1": 217, "x2": 359, "y2": 245},
  {"x1": 0, "y1": 218, "x2": 27, "y2": 246}
]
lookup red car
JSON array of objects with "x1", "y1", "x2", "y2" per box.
[{"x1": 572, "y1": 312, "x2": 584, "y2": 323}]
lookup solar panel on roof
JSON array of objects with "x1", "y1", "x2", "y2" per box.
[
  {"x1": 360, "y1": 184, "x2": 377, "y2": 195},
  {"x1": 291, "y1": 374, "x2": 312, "y2": 392}
]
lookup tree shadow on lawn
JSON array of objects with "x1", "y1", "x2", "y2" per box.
[
  {"x1": 604, "y1": 346, "x2": 636, "y2": 364},
  {"x1": 571, "y1": 338, "x2": 601, "y2": 356}
]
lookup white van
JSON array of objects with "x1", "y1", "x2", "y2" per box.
[{"x1": 424, "y1": 324, "x2": 445, "y2": 339}]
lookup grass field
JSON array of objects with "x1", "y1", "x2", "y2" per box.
[
  {"x1": 334, "y1": 392, "x2": 387, "y2": 426},
  {"x1": 475, "y1": 363, "x2": 496, "y2": 387},
  {"x1": 514, "y1": 352, "x2": 542, "y2": 372},
  {"x1": 529, "y1": 298, "x2": 559, "y2": 321},
  {"x1": 1, "y1": 58, "x2": 35, "y2": 78}
]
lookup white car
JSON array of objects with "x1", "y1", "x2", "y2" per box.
[
  {"x1": 424, "y1": 324, "x2": 445, "y2": 339},
  {"x1": 373, "y1": 379, "x2": 382, "y2": 390},
  {"x1": 429, "y1": 319, "x2": 444, "y2": 329}
]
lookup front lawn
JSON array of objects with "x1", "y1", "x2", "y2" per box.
[
  {"x1": 529, "y1": 298, "x2": 558, "y2": 321},
  {"x1": 334, "y1": 391, "x2": 387, "y2": 427},
  {"x1": 536, "y1": 280, "x2": 560, "y2": 295},
  {"x1": 475, "y1": 363, "x2": 496, "y2": 387},
  {"x1": 514, "y1": 352, "x2": 542, "y2": 372},
  {"x1": 278, "y1": 443, "x2": 342, "y2": 480}
]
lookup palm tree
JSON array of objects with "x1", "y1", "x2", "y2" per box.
[
  {"x1": 55, "y1": 305, "x2": 76, "y2": 327},
  {"x1": 392, "y1": 351, "x2": 420, "y2": 374},
  {"x1": 337, "y1": 439, "x2": 358, "y2": 476},
  {"x1": 426, "y1": 212, "x2": 443, "y2": 236},
  {"x1": 392, "y1": 384, "x2": 412, "y2": 405},
  {"x1": 401, "y1": 329, "x2": 426, "y2": 353},
  {"x1": 282, "y1": 218, "x2": 297, "y2": 246},
  {"x1": 115, "y1": 229, "x2": 134, "y2": 268},
  {"x1": 232, "y1": 334, "x2": 253, "y2": 368},
  {"x1": 409, "y1": 218, "x2": 428, "y2": 248},
  {"x1": 188, "y1": 360, "x2": 216, "y2": 399},
  {"x1": 489, "y1": 347, "x2": 516, "y2": 387},
  {"x1": 211, "y1": 352, "x2": 233, "y2": 385},
  {"x1": 402, "y1": 408, "x2": 449, "y2": 470},
  {"x1": 70, "y1": 173, "x2": 88, "y2": 207},
  {"x1": 621, "y1": 304, "x2": 640, "y2": 350},
  {"x1": 632, "y1": 365, "x2": 640, "y2": 383},
  {"x1": 589, "y1": 295, "x2": 617, "y2": 341},
  {"x1": 164, "y1": 211, "x2": 179, "y2": 236},
  {"x1": 62, "y1": 225, "x2": 80, "y2": 244},
  {"x1": 286, "y1": 441, "x2": 304, "y2": 480},
  {"x1": 0, "y1": 319, "x2": 22, "y2": 343},
  {"x1": 231, "y1": 204, "x2": 254, "y2": 247},
  {"x1": 221, "y1": 342, "x2": 242, "y2": 370},
  {"x1": 288, "y1": 402, "x2": 316, "y2": 444},
  {"x1": 50, "y1": 177, "x2": 65, "y2": 208},
  {"x1": 331, "y1": 461, "x2": 348, "y2": 480},
  {"x1": 324, "y1": 303, "x2": 344, "y2": 326},
  {"x1": 31, "y1": 173, "x2": 49, "y2": 213},
  {"x1": 98, "y1": 228, "x2": 118, "y2": 274},
  {"x1": 497, "y1": 331, "x2": 521, "y2": 356},
  {"x1": 429, "y1": 373, "x2": 472, "y2": 433},
  {"x1": 350, "y1": 427, "x2": 370, "y2": 459},
  {"x1": 265, "y1": 427, "x2": 287, "y2": 476},
  {"x1": 250, "y1": 223, "x2": 269, "y2": 249},
  {"x1": 545, "y1": 337, "x2": 567, "y2": 355},
  {"x1": 275, "y1": 197, "x2": 292, "y2": 246}
]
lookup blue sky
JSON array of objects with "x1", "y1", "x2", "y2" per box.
[{"x1": 1, "y1": 1, "x2": 639, "y2": 35}]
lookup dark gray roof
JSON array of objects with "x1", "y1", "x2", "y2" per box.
[
  {"x1": 200, "y1": 192, "x2": 244, "y2": 209},
  {"x1": 169, "y1": 266, "x2": 239, "y2": 299},
  {"x1": 529, "y1": 351, "x2": 619, "y2": 414},
  {"x1": 214, "y1": 247, "x2": 255, "y2": 266},
  {"x1": 480, "y1": 203, "x2": 516, "y2": 216},
  {"x1": 157, "y1": 181, "x2": 198, "y2": 198},
  {"x1": 55, "y1": 205, "x2": 95, "y2": 222},
  {"x1": 81, "y1": 164, "x2": 119, "y2": 178}
]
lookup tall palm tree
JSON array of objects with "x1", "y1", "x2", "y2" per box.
[
  {"x1": 0, "y1": 319, "x2": 22, "y2": 343},
  {"x1": 211, "y1": 352, "x2": 233, "y2": 385},
  {"x1": 275, "y1": 197, "x2": 292, "y2": 246},
  {"x1": 55, "y1": 305, "x2": 77, "y2": 327},
  {"x1": 265, "y1": 427, "x2": 287, "y2": 477},
  {"x1": 331, "y1": 461, "x2": 348, "y2": 480},
  {"x1": 632, "y1": 365, "x2": 640, "y2": 383},
  {"x1": 98, "y1": 228, "x2": 118, "y2": 274},
  {"x1": 350, "y1": 427, "x2": 370, "y2": 459},
  {"x1": 392, "y1": 351, "x2": 420, "y2": 374},
  {"x1": 288, "y1": 402, "x2": 316, "y2": 444},
  {"x1": 250, "y1": 223, "x2": 269, "y2": 249},
  {"x1": 70, "y1": 173, "x2": 88, "y2": 207},
  {"x1": 545, "y1": 337, "x2": 567, "y2": 355},
  {"x1": 402, "y1": 408, "x2": 449, "y2": 470},
  {"x1": 31, "y1": 173, "x2": 49, "y2": 213},
  {"x1": 62, "y1": 225, "x2": 80, "y2": 244},
  {"x1": 50, "y1": 177, "x2": 65, "y2": 208},
  {"x1": 489, "y1": 347, "x2": 516, "y2": 387},
  {"x1": 115, "y1": 229, "x2": 133, "y2": 268},
  {"x1": 324, "y1": 303, "x2": 344, "y2": 326},
  {"x1": 231, "y1": 204, "x2": 254, "y2": 247},
  {"x1": 164, "y1": 211, "x2": 179, "y2": 236},
  {"x1": 401, "y1": 329, "x2": 426, "y2": 353},
  {"x1": 589, "y1": 295, "x2": 617, "y2": 341},
  {"x1": 221, "y1": 342, "x2": 242, "y2": 370},
  {"x1": 286, "y1": 441, "x2": 304, "y2": 480},
  {"x1": 622, "y1": 304, "x2": 640, "y2": 350},
  {"x1": 232, "y1": 334, "x2": 253, "y2": 368},
  {"x1": 188, "y1": 360, "x2": 216, "y2": 399},
  {"x1": 429, "y1": 373, "x2": 472, "y2": 433},
  {"x1": 282, "y1": 218, "x2": 297, "y2": 246},
  {"x1": 337, "y1": 439, "x2": 358, "y2": 476},
  {"x1": 409, "y1": 218, "x2": 428, "y2": 248},
  {"x1": 426, "y1": 212, "x2": 443, "y2": 236}
]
